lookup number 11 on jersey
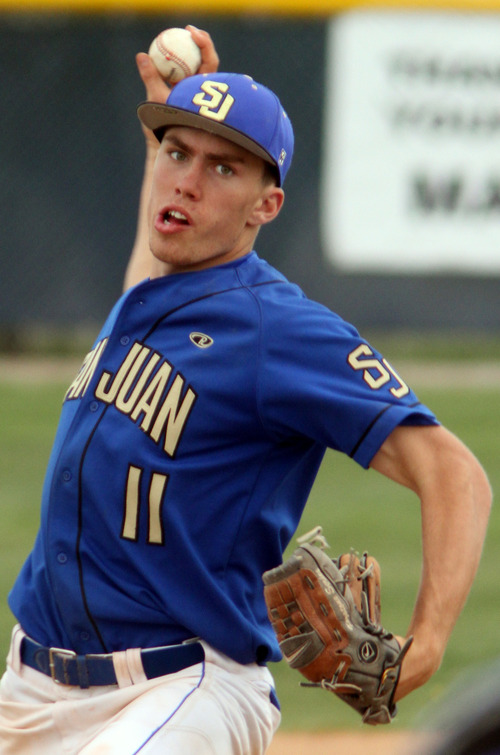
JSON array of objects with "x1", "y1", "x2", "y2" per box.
[{"x1": 121, "y1": 465, "x2": 168, "y2": 546}]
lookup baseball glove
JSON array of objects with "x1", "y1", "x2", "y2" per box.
[{"x1": 262, "y1": 528, "x2": 412, "y2": 725}]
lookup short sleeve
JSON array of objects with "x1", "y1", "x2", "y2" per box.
[{"x1": 257, "y1": 291, "x2": 438, "y2": 469}]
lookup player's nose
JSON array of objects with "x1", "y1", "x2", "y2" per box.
[{"x1": 174, "y1": 161, "x2": 203, "y2": 200}]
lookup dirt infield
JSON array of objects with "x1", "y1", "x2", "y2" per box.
[
  {"x1": 1, "y1": 355, "x2": 500, "y2": 388},
  {"x1": 0, "y1": 356, "x2": 83, "y2": 383},
  {"x1": 268, "y1": 729, "x2": 434, "y2": 754}
]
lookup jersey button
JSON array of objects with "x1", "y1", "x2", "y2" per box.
[
  {"x1": 57, "y1": 552, "x2": 68, "y2": 564},
  {"x1": 80, "y1": 631, "x2": 90, "y2": 642},
  {"x1": 62, "y1": 470, "x2": 72, "y2": 482},
  {"x1": 89, "y1": 401, "x2": 99, "y2": 412},
  {"x1": 120, "y1": 335, "x2": 130, "y2": 346}
]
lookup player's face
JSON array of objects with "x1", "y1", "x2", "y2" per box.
[{"x1": 148, "y1": 126, "x2": 284, "y2": 276}]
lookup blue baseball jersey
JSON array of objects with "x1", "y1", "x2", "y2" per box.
[{"x1": 9, "y1": 252, "x2": 438, "y2": 665}]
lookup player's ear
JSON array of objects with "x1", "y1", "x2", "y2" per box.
[{"x1": 248, "y1": 187, "x2": 285, "y2": 227}]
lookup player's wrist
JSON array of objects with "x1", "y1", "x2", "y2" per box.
[{"x1": 394, "y1": 635, "x2": 441, "y2": 701}]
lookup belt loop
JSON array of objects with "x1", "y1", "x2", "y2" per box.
[
  {"x1": 125, "y1": 648, "x2": 147, "y2": 685},
  {"x1": 112, "y1": 650, "x2": 134, "y2": 688},
  {"x1": 9, "y1": 625, "x2": 24, "y2": 674}
]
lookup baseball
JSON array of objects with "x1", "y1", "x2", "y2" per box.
[{"x1": 148, "y1": 28, "x2": 202, "y2": 84}]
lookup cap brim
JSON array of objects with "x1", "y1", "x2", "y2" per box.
[{"x1": 137, "y1": 101, "x2": 276, "y2": 170}]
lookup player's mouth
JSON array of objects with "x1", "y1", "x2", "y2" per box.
[{"x1": 155, "y1": 207, "x2": 192, "y2": 234}]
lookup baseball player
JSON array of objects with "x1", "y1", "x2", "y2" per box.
[{"x1": 0, "y1": 26, "x2": 491, "y2": 754}]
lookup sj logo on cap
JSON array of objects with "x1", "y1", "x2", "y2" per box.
[{"x1": 192, "y1": 81, "x2": 235, "y2": 123}]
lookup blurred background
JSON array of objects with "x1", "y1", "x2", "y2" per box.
[
  {"x1": 1, "y1": 0, "x2": 500, "y2": 744},
  {"x1": 1, "y1": 0, "x2": 500, "y2": 347}
]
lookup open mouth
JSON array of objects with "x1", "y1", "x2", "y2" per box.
[{"x1": 163, "y1": 210, "x2": 189, "y2": 226}]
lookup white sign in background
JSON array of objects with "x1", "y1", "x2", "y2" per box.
[{"x1": 321, "y1": 12, "x2": 500, "y2": 274}]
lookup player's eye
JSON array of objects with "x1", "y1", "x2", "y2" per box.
[
  {"x1": 170, "y1": 149, "x2": 187, "y2": 162},
  {"x1": 215, "y1": 164, "x2": 234, "y2": 176}
]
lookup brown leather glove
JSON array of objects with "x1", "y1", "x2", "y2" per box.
[{"x1": 262, "y1": 531, "x2": 412, "y2": 725}]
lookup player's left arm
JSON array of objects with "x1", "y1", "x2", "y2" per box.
[
  {"x1": 123, "y1": 26, "x2": 219, "y2": 291},
  {"x1": 369, "y1": 423, "x2": 492, "y2": 700}
]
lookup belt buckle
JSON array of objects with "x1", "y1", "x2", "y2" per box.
[{"x1": 49, "y1": 646, "x2": 77, "y2": 684}]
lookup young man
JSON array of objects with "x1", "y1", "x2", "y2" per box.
[{"x1": 0, "y1": 27, "x2": 491, "y2": 755}]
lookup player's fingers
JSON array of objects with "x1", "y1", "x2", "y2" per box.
[
  {"x1": 135, "y1": 52, "x2": 169, "y2": 148},
  {"x1": 186, "y1": 25, "x2": 220, "y2": 74},
  {"x1": 136, "y1": 52, "x2": 171, "y2": 103}
]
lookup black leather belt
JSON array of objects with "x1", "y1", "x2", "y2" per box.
[{"x1": 20, "y1": 635, "x2": 205, "y2": 689}]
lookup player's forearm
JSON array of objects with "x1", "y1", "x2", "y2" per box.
[
  {"x1": 123, "y1": 144, "x2": 158, "y2": 291},
  {"x1": 395, "y1": 443, "x2": 492, "y2": 699},
  {"x1": 123, "y1": 51, "x2": 171, "y2": 292}
]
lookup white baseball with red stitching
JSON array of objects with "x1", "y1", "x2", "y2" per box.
[{"x1": 148, "y1": 28, "x2": 202, "y2": 84}]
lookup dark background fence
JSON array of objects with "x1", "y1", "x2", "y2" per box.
[{"x1": 1, "y1": 12, "x2": 499, "y2": 344}]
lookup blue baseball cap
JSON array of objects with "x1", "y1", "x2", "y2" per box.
[{"x1": 137, "y1": 72, "x2": 294, "y2": 186}]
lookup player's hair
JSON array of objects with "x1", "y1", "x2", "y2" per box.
[{"x1": 262, "y1": 161, "x2": 279, "y2": 187}]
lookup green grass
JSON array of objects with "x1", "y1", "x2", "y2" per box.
[
  {"x1": 361, "y1": 330, "x2": 500, "y2": 363},
  {"x1": 0, "y1": 374, "x2": 498, "y2": 732},
  {"x1": 0, "y1": 382, "x2": 68, "y2": 651}
]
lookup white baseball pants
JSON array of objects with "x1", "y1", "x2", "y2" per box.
[{"x1": 0, "y1": 626, "x2": 281, "y2": 754}]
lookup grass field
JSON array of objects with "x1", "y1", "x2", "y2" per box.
[{"x1": 0, "y1": 356, "x2": 498, "y2": 734}]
